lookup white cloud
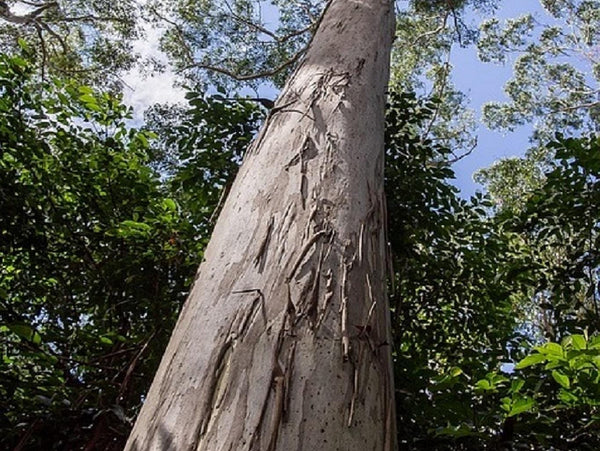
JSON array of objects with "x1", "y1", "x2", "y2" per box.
[
  {"x1": 122, "y1": 12, "x2": 186, "y2": 121},
  {"x1": 122, "y1": 70, "x2": 185, "y2": 121}
]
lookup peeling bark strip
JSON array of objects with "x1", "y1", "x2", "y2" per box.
[{"x1": 126, "y1": 1, "x2": 397, "y2": 450}]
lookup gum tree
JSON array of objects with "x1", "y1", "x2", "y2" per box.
[{"x1": 126, "y1": 0, "x2": 397, "y2": 449}]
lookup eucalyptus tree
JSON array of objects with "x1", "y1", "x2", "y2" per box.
[
  {"x1": 0, "y1": 0, "x2": 140, "y2": 88},
  {"x1": 146, "y1": 0, "x2": 497, "y2": 161},
  {"x1": 126, "y1": 0, "x2": 397, "y2": 449}
]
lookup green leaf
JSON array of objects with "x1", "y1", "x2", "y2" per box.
[
  {"x1": 78, "y1": 86, "x2": 94, "y2": 95},
  {"x1": 507, "y1": 397, "x2": 535, "y2": 417},
  {"x1": 435, "y1": 424, "x2": 476, "y2": 438},
  {"x1": 11, "y1": 57, "x2": 28, "y2": 68},
  {"x1": 538, "y1": 342, "x2": 564, "y2": 358},
  {"x1": 475, "y1": 379, "x2": 492, "y2": 391},
  {"x1": 449, "y1": 366, "x2": 463, "y2": 377},
  {"x1": 570, "y1": 334, "x2": 587, "y2": 351},
  {"x1": 162, "y1": 198, "x2": 177, "y2": 211},
  {"x1": 79, "y1": 94, "x2": 97, "y2": 104},
  {"x1": 545, "y1": 360, "x2": 563, "y2": 370},
  {"x1": 137, "y1": 133, "x2": 149, "y2": 148},
  {"x1": 7, "y1": 324, "x2": 42, "y2": 345},
  {"x1": 552, "y1": 370, "x2": 570, "y2": 389},
  {"x1": 589, "y1": 335, "x2": 600, "y2": 349},
  {"x1": 515, "y1": 353, "x2": 547, "y2": 369},
  {"x1": 510, "y1": 379, "x2": 525, "y2": 394},
  {"x1": 118, "y1": 220, "x2": 152, "y2": 237},
  {"x1": 85, "y1": 102, "x2": 102, "y2": 112},
  {"x1": 558, "y1": 389, "x2": 579, "y2": 404},
  {"x1": 17, "y1": 38, "x2": 29, "y2": 51}
]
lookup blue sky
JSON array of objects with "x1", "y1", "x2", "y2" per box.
[{"x1": 450, "y1": 1, "x2": 551, "y2": 197}]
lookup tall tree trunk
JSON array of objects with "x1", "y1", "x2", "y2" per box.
[{"x1": 126, "y1": 0, "x2": 396, "y2": 449}]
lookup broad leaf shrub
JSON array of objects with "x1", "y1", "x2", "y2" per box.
[
  {"x1": 387, "y1": 94, "x2": 600, "y2": 448},
  {"x1": 385, "y1": 91, "x2": 529, "y2": 449},
  {"x1": 0, "y1": 52, "x2": 260, "y2": 449}
]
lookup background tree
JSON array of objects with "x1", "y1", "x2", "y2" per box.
[
  {"x1": 145, "y1": 0, "x2": 326, "y2": 89},
  {"x1": 464, "y1": 2, "x2": 600, "y2": 441},
  {"x1": 478, "y1": 0, "x2": 600, "y2": 140},
  {"x1": 438, "y1": 135, "x2": 600, "y2": 449},
  {"x1": 391, "y1": 0, "x2": 499, "y2": 153},
  {"x1": 0, "y1": 0, "x2": 140, "y2": 89},
  {"x1": 475, "y1": 0, "x2": 600, "y2": 211}
]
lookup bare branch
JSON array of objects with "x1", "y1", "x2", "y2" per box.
[
  {"x1": 555, "y1": 100, "x2": 600, "y2": 112},
  {"x1": 147, "y1": 5, "x2": 195, "y2": 66},
  {"x1": 222, "y1": 0, "x2": 279, "y2": 40},
  {"x1": 19, "y1": 0, "x2": 48, "y2": 6},
  {"x1": 220, "y1": 1, "x2": 314, "y2": 44},
  {"x1": 448, "y1": 137, "x2": 477, "y2": 164},
  {"x1": 34, "y1": 22, "x2": 46, "y2": 79},
  {"x1": 411, "y1": 12, "x2": 449, "y2": 45},
  {"x1": 57, "y1": 14, "x2": 132, "y2": 25},
  {"x1": 38, "y1": 18, "x2": 68, "y2": 53},
  {"x1": 0, "y1": 0, "x2": 57, "y2": 25},
  {"x1": 183, "y1": 47, "x2": 306, "y2": 82},
  {"x1": 422, "y1": 52, "x2": 452, "y2": 142}
]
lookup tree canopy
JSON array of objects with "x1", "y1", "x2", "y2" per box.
[{"x1": 0, "y1": 0, "x2": 141, "y2": 89}]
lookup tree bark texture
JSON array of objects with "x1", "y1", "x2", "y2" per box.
[{"x1": 126, "y1": 0, "x2": 396, "y2": 449}]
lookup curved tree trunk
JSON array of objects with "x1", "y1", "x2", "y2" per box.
[{"x1": 126, "y1": 0, "x2": 397, "y2": 449}]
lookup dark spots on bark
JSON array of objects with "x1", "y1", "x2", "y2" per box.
[
  {"x1": 356, "y1": 58, "x2": 366, "y2": 76},
  {"x1": 301, "y1": 175, "x2": 308, "y2": 208}
]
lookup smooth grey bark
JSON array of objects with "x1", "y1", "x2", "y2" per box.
[{"x1": 126, "y1": 0, "x2": 396, "y2": 449}]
